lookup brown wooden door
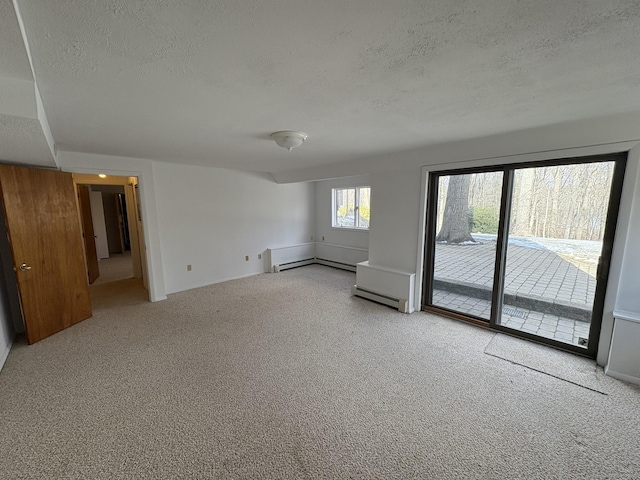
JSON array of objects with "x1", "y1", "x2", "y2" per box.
[
  {"x1": 0, "y1": 165, "x2": 92, "y2": 344},
  {"x1": 77, "y1": 184, "x2": 100, "y2": 284}
]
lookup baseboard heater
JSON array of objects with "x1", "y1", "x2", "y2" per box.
[
  {"x1": 351, "y1": 285, "x2": 409, "y2": 313},
  {"x1": 273, "y1": 258, "x2": 315, "y2": 272},
  {"x1": 268, "y1": 243, "x2": 367, "y2": 273},
  {"x1": 315, "y1": 258, "x2": 357, "y2": 272},
  {"x1": 268, "y1": 243, "x2": 316, "y2": 273},
  {"x1": 275, "y1": 257, "x2": 354, "y2": 273}
]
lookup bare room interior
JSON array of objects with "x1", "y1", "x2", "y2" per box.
[{"x1": 1, "y1": 1, "x2": 639, "y2": 478}]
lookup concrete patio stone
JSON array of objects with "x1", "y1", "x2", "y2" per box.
[{"x1": 431, "y1": 237, "x2": 600, "y2": 347}]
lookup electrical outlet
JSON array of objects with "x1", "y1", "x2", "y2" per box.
[
  {"x1": 258, "y1": 253, "x2": 262, "y2": 259},
  {"x1": 186, "y1": 264, "x2": 192, "y2": 271},
  {"x1": 245, "y1": 255, "x2": 249, "y2": 261},
  {"x1": 310, "y1": 235, "x2": 314, "y2": 241},
  {"x1": 322, "y1": 236, "x2": 325, "y2": 241}
]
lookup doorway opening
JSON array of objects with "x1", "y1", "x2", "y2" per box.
[
  {"x1": 73, "y1": 174, "x2": 149, "y2": 303},
  {"x1": 423, "y1": 153, "x2": 626, "y2": 357}
]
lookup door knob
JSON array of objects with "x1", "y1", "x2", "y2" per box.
[{"x1": 19, "y1": 263, "x2": 32, "y2": 271}]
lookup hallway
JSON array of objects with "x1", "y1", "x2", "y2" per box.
[{"x1": 92, "y1": 252, "x2": 133, "y2": 285}]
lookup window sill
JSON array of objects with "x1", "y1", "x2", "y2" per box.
[{"x1": 331, "y1": 227, "x2": 369, "y2": 232}]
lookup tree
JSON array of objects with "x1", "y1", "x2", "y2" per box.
[
  {"x1": 436, "y1": 174, "x2": 474, "y2": 243},
  {"x1": 471, "y1": 206, "x2": 499, "y2": 234}
]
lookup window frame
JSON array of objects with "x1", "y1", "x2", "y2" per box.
[
  {"x1": 422, "y1": 152, "x2": 627, "y2": 358},
  {"x1": 331, "y1": 186, "x2": 371, "y2": 230}
]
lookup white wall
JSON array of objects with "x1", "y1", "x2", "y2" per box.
[
  {"x1": 368, "y1": 168, "x2": 422, "y2": 273},
  {"x1": 154, "y1": 162, "x2": 315, "y2": 294},
  {"x1": 614, "y1": 147, "x2": 640, "y2": 313},
  {"x1": 89, "y1": 190, "x2": 109, "y2": 259},
  {"x1": 596, "y1": 146, "x2": 640, "y2": 365},
  {"x1": 315, "y1": 175, "x2": 369, "y2": 250}
]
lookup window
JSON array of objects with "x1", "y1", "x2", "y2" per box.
[{"x1": 332, "y1": 186, "x2": 371, "y2": 229}]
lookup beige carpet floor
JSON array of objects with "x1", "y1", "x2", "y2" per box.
[
  {"x1": 1, "y1": 265, "x2": 639, "y2": 479},
  {"x1": 92, "y1": 252, "x2": 134, "y2": 285}
]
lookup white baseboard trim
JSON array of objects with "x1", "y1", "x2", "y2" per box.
[{"x1": 604, "y1": 366, "x2": 640, "y2": 385}]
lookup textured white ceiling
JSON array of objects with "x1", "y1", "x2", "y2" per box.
[
  {"x1": 12, "y1": 0, "x2": 640, "y2": 175},
  {"x1": 0, "y1": 0, "x2": 32, "y2": 81},
  {"x1": 0, "y1": 114, "x2": 56, "y2": 167},
  {"x1": 0, "y1": 0, "x2": 55, "y2": 167}
]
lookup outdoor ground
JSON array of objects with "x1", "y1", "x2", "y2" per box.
[{"x1": 432, "y1": 234, "x2": 601, "y2": 347}]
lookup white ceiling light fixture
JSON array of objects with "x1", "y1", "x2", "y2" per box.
[{"x1": 271, "y1": 131, "x2": 308, "y2": 151}]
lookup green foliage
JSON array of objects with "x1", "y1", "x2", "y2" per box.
[
  {"x1": 359, "y1": 205, "x2": 370, "y2": 221},
  {"x1": 470, "y1": 206, "x2": 499, "y2": 234}
]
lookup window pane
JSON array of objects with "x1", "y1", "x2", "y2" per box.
[
  {"x1": 499, "y1": 161, "x2": 615, "y2": 347},
  {"x1": 432, "y1": 171, "x2": 504, "y2": 320},
  {"x1": 358, "y1": 187, "x2": 371, "y2": 228},
  {"x1": 335, "y1": 188, "x2": 355, "y2": 227}
]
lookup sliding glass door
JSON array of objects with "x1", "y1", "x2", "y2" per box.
[
  {"x1": 423, "y1": 154, "x2": 626, "y2": 356},
  {"x1": 432, "y1": 171, "x2": 504, "y2": 320}
]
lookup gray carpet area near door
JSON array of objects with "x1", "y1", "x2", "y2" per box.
[
  {"x1": 1, "y1": 265, "x2": 639, "y2": 479},
  {"x1": 483, "y1": 332, "x2": 617, "y2": 394}
]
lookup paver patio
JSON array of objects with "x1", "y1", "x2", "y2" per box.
[{"x1": 431, "y1": 239, "x2": 599, "y2": 347}]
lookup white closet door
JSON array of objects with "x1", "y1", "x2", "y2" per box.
[{"x1": 89, "y1": 190, "x2": 110, "y2": 259}]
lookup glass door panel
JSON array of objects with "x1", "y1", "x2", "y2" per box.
[
  {"x1": 432, "y1": 171, "x2": 504, "y2": 320},
  {"x1": 498, "y1": 162, "x2": 616, "y2": 348}
]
